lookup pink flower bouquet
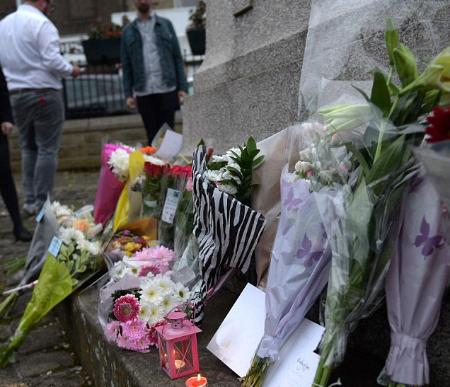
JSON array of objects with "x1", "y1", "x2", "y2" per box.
[{"x1": 93, "y1": 144, "x2": 132, "y2": 225}]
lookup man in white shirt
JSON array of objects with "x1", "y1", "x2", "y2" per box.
[{"x1": 0, "y1": 0, "x2": 80, "y2": 215}]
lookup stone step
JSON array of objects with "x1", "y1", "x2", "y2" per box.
[{"x1": 58, "y1": 285, "x2": 241, "y2": 387}]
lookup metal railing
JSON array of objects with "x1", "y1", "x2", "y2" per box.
[
  {"x1": 62, "y1": 54, "x2": 204, "y2": 120},
  {"x1": 62, "y1": 64, "x2": 128, "y2": 120}
]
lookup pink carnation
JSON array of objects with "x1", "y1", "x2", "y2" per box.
[
  {"x1": 139, "y1": 264, "x2": 161, "y2": 277},
  {"x1": 134, "y1": 246, "x2": 176, "y2": 262},
  {"x1": 133, "y1": 246, "x2": 175, "y2": 274},
  {"x1": 105, "y1": 321, "x2": 121, "y2": 342},
  {"x1": 115, "y1": 319, "x2": 153, "y2": 353},
  {"x1": 121, "y1": 319, "x2": 149, "y2": 340},
  {"x1": 113, "y1": 294, "x2": 140, "y2": 323}
]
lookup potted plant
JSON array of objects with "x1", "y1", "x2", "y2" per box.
[
  {"x1": 186, "y1": 0, "x2": 206, "y2": 56},
  {"x1": 82, "y1": 23, "x2": 123, "y2": 65}
]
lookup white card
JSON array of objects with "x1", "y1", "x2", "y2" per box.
[
  {"x1": 207, "y1": 284, "x2": 266, "y2": 378},
  {"x1": 161, "y1": 188, "x2": 182, "y2": 224},
  {"x1": 48, "y1": 236, "x2": 63, "y2": 257},
  {"x1": 207, "y1": 283, "x2": 325, "y2": 385},
  {"x1": 154, "y1": 129, "x2": 183, "y2": 160},
  {"x1": 262, "y1": 319, "x2": 324, "y2": 387}
]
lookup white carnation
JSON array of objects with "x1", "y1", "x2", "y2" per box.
[{"x1": 108, "y1": 149, "x2": 130, "y2": 181}]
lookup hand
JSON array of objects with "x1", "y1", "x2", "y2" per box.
[
  {"x1": 71, "y1": 65, "x2": 81, "y2": 78},
  {"x1": 178, "y1": 90, "x2": 187, "y2": 105},
  {"x1": 1, "y1": 122, "x2": 13, "y2": 135},
  {"x1": 126, "y1": 97, "x2": 136, "y2": 109}
]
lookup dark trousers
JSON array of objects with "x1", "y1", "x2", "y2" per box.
[
  {"x1": 0, "y1": 133, "x2": 22, "y2": 231},
  {"x1": 136, "y1": 91, "x2": 178, "y2": 145}
]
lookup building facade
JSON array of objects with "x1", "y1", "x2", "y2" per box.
[{"x1": 0, "y1": 0, "x2": 195, "y2": 35}]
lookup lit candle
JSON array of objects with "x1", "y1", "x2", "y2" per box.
[
  {"x1": 185, "y1": 373, "x2": 207, "y2": 387},
  {"x1": 175, "y1": 359, "x2": 186, "y2": 369}
]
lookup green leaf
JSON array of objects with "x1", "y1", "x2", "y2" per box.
[
  {"x1": 352, "y1": 84, "x2": 371, "y2": 102},
  {"x1": 370, "y1": 69, "x2": 392, "y2": 116},
  {"x1": 393, "y1": 44, "x2": 418, "y2": 87},
  {"x1": 385, "y1": 19, "x2": 399, "y2": 67},
  {"x1": 246, "y1": 136, "x2": 257, "y2": 153},
  {"x1": 366, "y1": 135, "x2": 406, "y2": 194}
]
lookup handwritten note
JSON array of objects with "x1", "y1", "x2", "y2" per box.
[
  {"x1": 207, "y1": 284, "x2": 324, "y2": 386},
  {"x1": 262, "y1": 319, "x2": 324, "y2": 387}
]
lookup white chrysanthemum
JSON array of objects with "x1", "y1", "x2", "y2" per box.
[
  {"x1": 210, "y1": 155, "x2": 228, "y2": 163},
  {"x1": 221, "y1": 169, "x2": 241, "y2": 184},
  {"x1": 156, "y1": 277, "x2": 175, "y2": 296},
  {"x1": 161, "y1": 295, "x2": 178, "y2": 314},
  {"x1": 174, "y1": 283, "x2": 190, "y2": 302},
  {"x1": 77, "y1": 239, "x2": 101, "y2": 256},
  {"x1": 140, "y1": 282, "x2": 163, "y2": 304},
  {"x1": 217, "y1": 182, "x2": 238, "y2": 195},
  {"x1": 204, "y1": 169, "x2": 224, "y2": 183},
  {"x1": 60, "y1": 228, "x2": 85, "y2": 245},
  {"x1": 146, "y1": 303, "x2": 165, "y2": 325},
  {"x1": 108, "y1": 148, "x2": 130, "y2": 181},
  {"x1": 143, "y1": 154, "x2": 165, "y2": 166},
  {"x1": 138, "y1": 301, "x2": 154, "y2": 323}
]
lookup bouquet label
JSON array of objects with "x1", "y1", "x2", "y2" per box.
[
  {"x1": 48, "y1": 237, "x2": 63, "y2": 257},
  {"x1": 35, "y1": 207, "x2": 45, "y2": 223},
  {"x1": 161, "y1": 188, "x2": 181, "y2": 224}
]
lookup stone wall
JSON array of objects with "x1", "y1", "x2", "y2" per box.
[{"x1": 182, "y1": 0, "x2": 311, "y2": 153}]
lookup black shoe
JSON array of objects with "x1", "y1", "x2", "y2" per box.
[{"x1": 14, "y1": 227, "x2": 33, "y2": 242}]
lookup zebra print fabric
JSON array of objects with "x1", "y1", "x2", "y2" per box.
[{"x1": 190, "y1": 146, "x2": 266, "y2": 321}]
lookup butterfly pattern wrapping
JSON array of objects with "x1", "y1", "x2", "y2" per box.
[
  {"x1": 385, "y1": 173, "x2": 450, "y2": 385},
  {"x1": 190, "y1": 146, "x2": 266, "y2": 322}
]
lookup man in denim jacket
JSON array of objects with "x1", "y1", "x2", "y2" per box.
[{"x1": 122, "y1": 0, "x2": 188, "y2": 144}]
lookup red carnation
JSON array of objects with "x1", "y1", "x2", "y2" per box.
[{"x1": 425, "y1": 106, "x2": 450, "y2": 143}]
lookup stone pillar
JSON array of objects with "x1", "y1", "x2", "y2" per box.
[{"x1": 182, "y1": 0, "x2": 311, "y2": 153}]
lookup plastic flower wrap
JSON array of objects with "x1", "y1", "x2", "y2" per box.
[
  {"x1": 0, "y1": 204, "x2": 103, "y2": 366},
  {"x1": 244, "y1": 124, "x2": 352, "y2": 387},
  {"x1": 158, "y1": 164, "x2": 194, "y2": 251},
  {"x1": 312, "y1": 19, "x2": 450, "y2": 386}
]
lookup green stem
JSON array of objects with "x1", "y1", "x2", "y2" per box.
[
  {"x1": 373, "y1": 95, "x2": 399, "y2": 162},
  {"x1": 320, "y1": 366, "x2": 332, "y2": 387},
  {"x1": 0, "y1": 292, "x2": 18, "y2": 320}
]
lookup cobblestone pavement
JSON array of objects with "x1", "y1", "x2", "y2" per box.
[{"x1": 0, "y1": 171, "x2": 99, "y2": 387}]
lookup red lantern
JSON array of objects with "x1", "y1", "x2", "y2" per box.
[{"x1": 155, "y1": 311, "x2": 202, "y2": 379}]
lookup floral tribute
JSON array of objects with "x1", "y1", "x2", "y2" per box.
[{"x1": 103, "y1": 272, "x2": 191, "y2": 352}]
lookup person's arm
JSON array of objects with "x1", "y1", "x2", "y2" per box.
[
  {"x1": 168, "y1": 22, "x2": 188, "y2": 93},
  {"x1": 0, "y1": 68, "x2": 13, "y2": 124},
  {"x1": 37, "y1": 21, "x2": 74, "y2": 77}
]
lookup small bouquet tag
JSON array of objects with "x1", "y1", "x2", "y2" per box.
[
  {"x1": 35, "y1": 207, "x2": 45, "y2": 223},
  {"x1": 161, "y1": 188, "x2": 181, "y2": 224},
  {"x1": 48, "y1": 237, "x2": 63, "y2": 257}
]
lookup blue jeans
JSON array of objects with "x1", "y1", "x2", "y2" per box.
[{"x1": 11, "y1": 90, "x2": 64, "y2": 209}]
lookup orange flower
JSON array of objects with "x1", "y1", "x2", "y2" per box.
[
  {"x1": 140, "y1": 146, "x2": 157, "y2": 155},
  {"x1": 73, "y1": 218, "x2": 90, "y2": 233}
]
